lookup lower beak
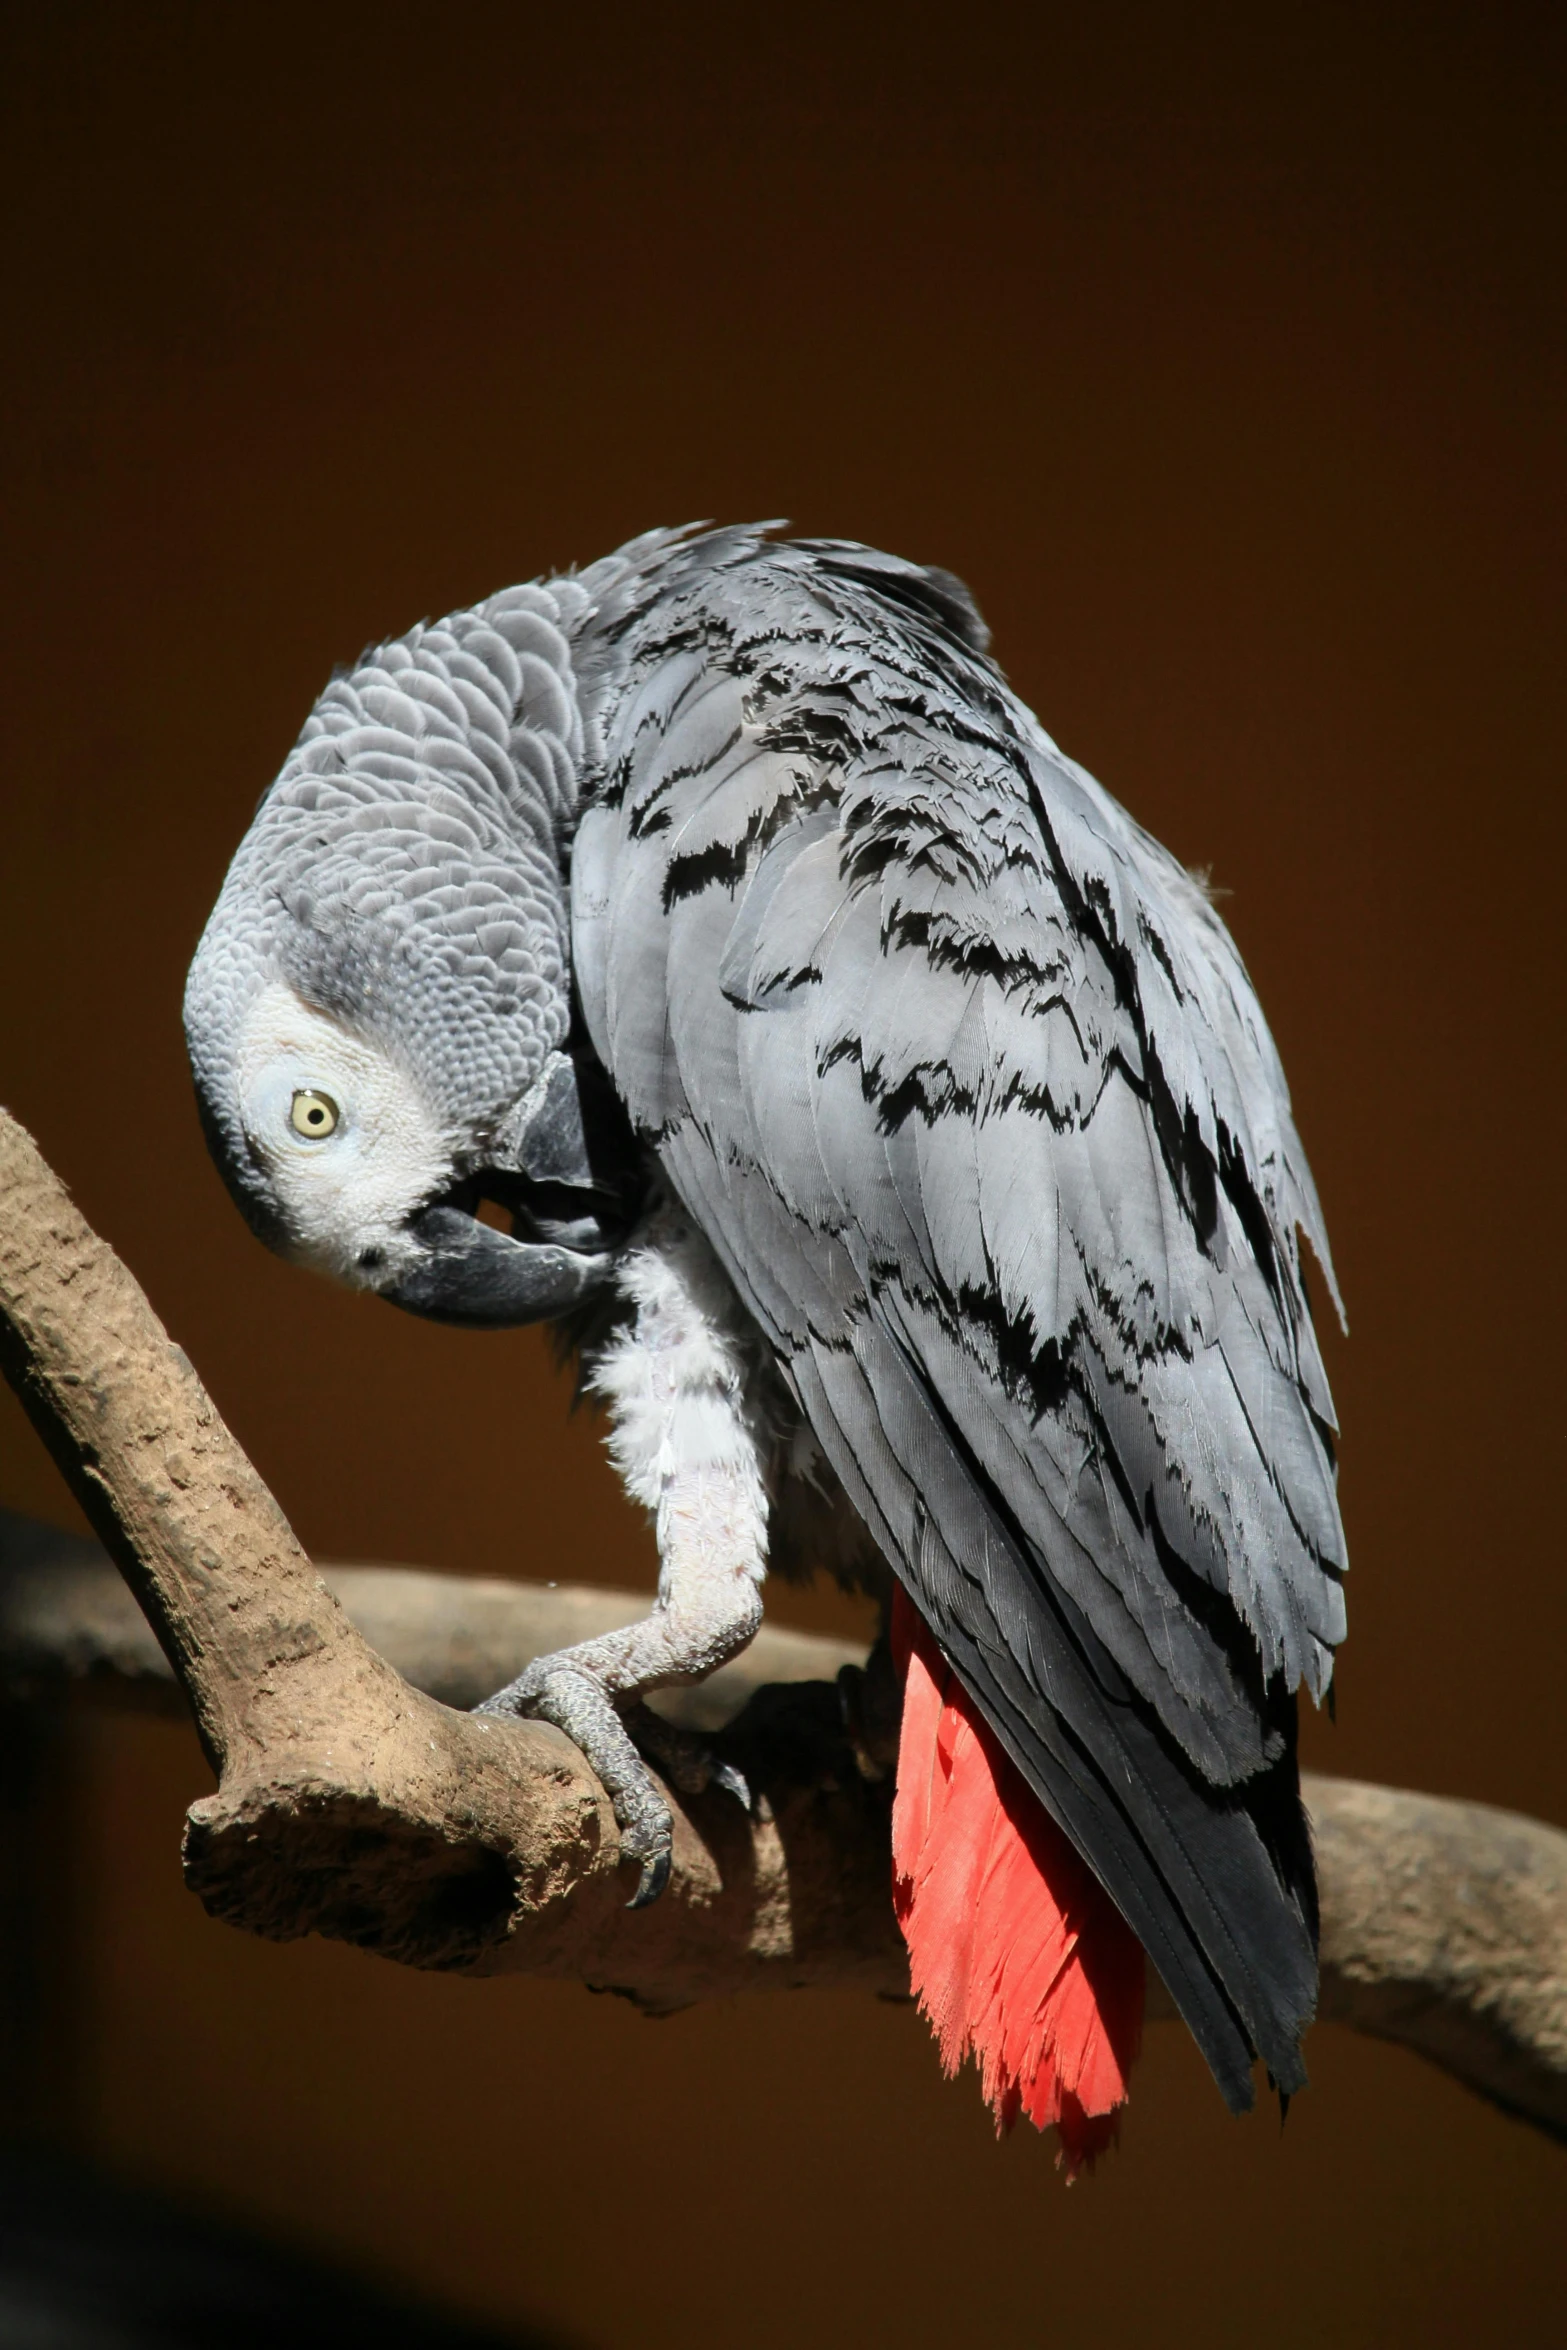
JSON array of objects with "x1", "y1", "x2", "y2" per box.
[{"x1": 382, "y1": 1203, "x2": 614, "y2": 1328}]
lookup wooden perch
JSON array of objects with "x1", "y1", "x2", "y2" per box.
[{"x1": 2, "y1": 1107, "x2": 1564, "y2": 2139}]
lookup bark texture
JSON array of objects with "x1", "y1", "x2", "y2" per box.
[{"x1": 2, "y1": 1108, "x2": 1563, "y2": 2136}]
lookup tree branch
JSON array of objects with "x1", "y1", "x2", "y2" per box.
[{"x1": 2, "y1": 1108, "x2": 1564, "y2": 2136}]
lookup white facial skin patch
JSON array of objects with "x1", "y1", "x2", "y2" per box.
[{"x1": 234, "y1": 982, "x2": 455, "y2": 1287}]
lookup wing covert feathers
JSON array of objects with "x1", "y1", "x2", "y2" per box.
[{"x1": 892, "y1": 1590, "x2": 1144, "y2": 2169}]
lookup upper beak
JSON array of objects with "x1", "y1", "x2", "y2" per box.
[{"x1": 382, "y1": 1201, "x2": 616, "y2": 1328}]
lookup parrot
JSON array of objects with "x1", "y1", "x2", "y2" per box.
[{"x1": 183, "y1": 525, "x2": 1346, "y2": 2164}]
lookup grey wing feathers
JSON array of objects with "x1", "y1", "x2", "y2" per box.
[{"x1": 571, "y1": 528, "x2": 1346, "y2": 2102}]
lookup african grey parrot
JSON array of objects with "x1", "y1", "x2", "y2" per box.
[{"x1": 184, "y1": 526, "x2": 1345, "y2": 2151}]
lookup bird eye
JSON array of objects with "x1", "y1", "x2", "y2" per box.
[{"x1": 289, "y1": 1089, "x2": 339, "y2": 1139}]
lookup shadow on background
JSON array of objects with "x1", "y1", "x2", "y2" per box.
[
  {"x1": 0, "y1": 5, "x2": 1562, "y2": 2344},
  {"x1": 0, "y1": 2145, "x2": 561, "y2": 2349}
]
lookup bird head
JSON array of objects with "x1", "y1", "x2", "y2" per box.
[
  {"x1": 185, "y1": 889, "x2": 641, "y2": 1327},
  {"x1": 185, "y1": 908, "x2": 637, "y2": 1328},
  {"x1": 183, "y1": 606, "x2": 641, "y2": 1327}
]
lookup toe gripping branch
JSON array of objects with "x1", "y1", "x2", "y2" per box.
[
  {"x1": 473, "y1": 1649, "x2": 898, "y2": 1910},
  {"x1": 477, "y1": 1664, "x2": 751, "y2": 1908}
]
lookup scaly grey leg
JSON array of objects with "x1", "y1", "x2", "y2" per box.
[{"x1": 477, "y1": 1208, "x2": 771, "y2": 1904}]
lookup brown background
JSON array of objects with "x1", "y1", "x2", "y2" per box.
[{"x1": 1, "y1": 4, "x2": 1563, "y2": 2343}]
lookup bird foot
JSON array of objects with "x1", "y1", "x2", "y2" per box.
[
  {"x1": 622, "y1": 1701, "x2": 752, "y2": 1812},
  {"x1": 475, "y1": 1663, "x2": 748, "y2": 1906},
  {"x1": 716, "y1": 1675, "x2": 857, "y2": 1795},
  {"x1": 705, "y1": 1640, "x2": 902, "y2": 1801}
]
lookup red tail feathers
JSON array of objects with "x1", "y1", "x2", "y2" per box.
[{"x1": 890, "y1": 1588, "x2": 1145, "y2": 2169}]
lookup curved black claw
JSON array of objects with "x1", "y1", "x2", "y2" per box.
[
  {"x1": 624, "y1": 1702, "x2": 752, "y2": 1812},
  {"x1": 627, "y1": 1848, "x2": 672, "y2": 1909},
  {"x1": 710, "y1": 1757, "x2": 752, "y2": 1810}
]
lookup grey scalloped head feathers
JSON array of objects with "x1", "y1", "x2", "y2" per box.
[{"x1": 185, "y1": 581, "x2": 591, "y2": 1197}]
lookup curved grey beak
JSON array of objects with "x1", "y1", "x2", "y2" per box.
[{"x1": 384, "y1": 1204, "x2": 615, "y2": 1328}]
